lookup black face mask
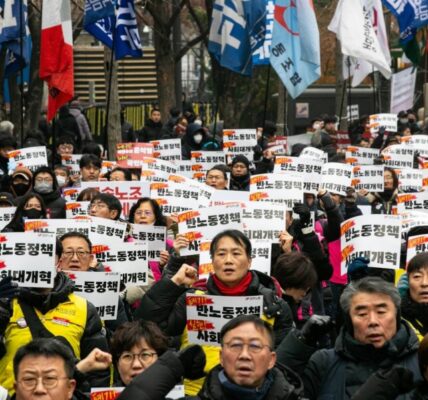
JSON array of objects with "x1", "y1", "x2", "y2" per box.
[
  {"x1": 22, "y1": 208, "x2": 43, "y2": 219},
  {"x1": 12, "y1": 183, "x2": 30, "y2": 196}
]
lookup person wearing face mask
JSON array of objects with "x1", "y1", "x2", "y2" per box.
[
  {"x1": 9, "y1": 167, "x2": 33, "y2": 198},
  {"x1": 31, "y1": 167, "x2": 66, "y2": 219},
  {"x1": 181, "y1": 123, "x2": 211, "y2": 160},
  {"x1": 2, "y1": 193, "x2": 47, "y2": 232},
  {"x1": 54, "y1": 165, "x2": 71, "y2": 189}
]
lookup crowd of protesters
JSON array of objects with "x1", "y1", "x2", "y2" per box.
[{"x1": 1, "y1": 102, "x2": 428, "y2": 400}]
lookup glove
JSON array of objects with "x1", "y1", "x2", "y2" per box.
[
  {"x1": 300, "y1": 315, "x2": 332, "y2": 346},
  {"x1": 397, "y1": 273, "x2": 409, "y2": 298},
  {"x1": 178, "y1": 345, "x2": 206, "y2": 380},
  {"x1": 293, "y1": 203, "x2": 311, "y2": 227},
  {"x1": 344, "y1": 187, "x2": 357, "y2": 207},
  {"x1": 317, "y1": 192, "x2": 336, "y2": 212},
  {"x1": 0, "y1": 277, "x2": 20, "y2": 299},
  {"x1": 347, "y1": 257, "x2": 369, "y2": 282}
]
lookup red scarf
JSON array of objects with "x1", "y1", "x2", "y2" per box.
[{"x1": 212, "y1": 271, "x2": 252, "y2": 296}]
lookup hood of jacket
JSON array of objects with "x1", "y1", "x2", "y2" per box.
[{"x1": 18, "y1": 272, "x2": 75, "y2": 314}]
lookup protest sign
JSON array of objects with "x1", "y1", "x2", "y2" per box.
[
  {"x1": 190, "y1": 151, "x2": 226, "y2": 170},
  {"x1": 80, "y1": 181, "x2": 150, "y2": 218},
  {"x1": 209, "y1": 189, "x2": 249, "y2": 206},
  {"x1": 400, "y1": 211, "x2": 428, "y2": 232},
  {"x1": 90, "y1": 385, "x2": 185, "y2": 400},
  {"x1": 397, "y1": 192, "x2": 428, "y2": 214},
  {"x1": 406, "y1": 234, "x2": 428, "y2": 266},
  {"x1": 101, "y1": 160, "x2": 117, "y2": 176},
  {"x1": 398, "y1": 168, "x2": 423, "y2": 192},
  {"x1": 250, "y1": 239, "x2": 272, "y2": 275},
  {"x1": 92, "y1": 242, "x2": 148, "y2": 287},
  {"x1": 24, "y1": 219, "x2": 91, "y2": 238},
  {"x1": 198, "y1": 241, "x2": 213, "y2": 280},
  {"x1": 168, "y1": 174, "x2": 214, "y2": 208},
  {"x1": 390, "y1": 67, "x2": 417, "y2": 114},
  {"x1": 175, "y1": 160, "x2": 194, "y2": 178},
  {"x1": 7, "y1": 146, "x2": 48, "y2": 172},
  {"x1": 369, "y1": 114, "x2": 397, "y2": 134},
  {"x1": 347, "y1": 104, "x2": 359, "y2": 122},
  {"x1": 223, "y1": 129, "x2": 257, "y2": 161},
  {"x1": 150, "y1": 182, "x2": 201, "y2": 215},
  {"x1": 242, "y1": 202, "x2": 285, "y2": 241},
  {"x1": 141, "y1": 156, "x2": 178, "y2": 175},
  {"x1": 140, "y1": 169, "x2": 170, "y2": 182},
  {"x1": 382, "y1": 144, "x2": 414, "y2": 169},
  {"x1": 62, "y1": 187, "x2": 81, "y2": 202},
  {"x1": 0, "y1": 233, "x2": 56, "y2": 288},
  {"x1": 274, "y1": 156, "x2": 322, "y2": 194},
  {"x1": 68, "y1": 271, "x2": 120, "y2": 320},
  {"x1": 88, "y1": 216, "x2": 127, "y2": 244},
  {"x1": 116, "y1": 143, "x2": 154, "y2": 168},
  {"x1": 321, "y1": 163, "x2": 353, "y2": 196},
  {"x1": 150, "y1": 139, "x2": 182, "y2": 161},
  {"x1": 299, "y1": 147, "x2": 328, "y2": 163},
  {"x1": 186, "y1": 294, "x2": 263, "y2": 346},
  {"x1": 61, "y1": 154, "x2": 82, "y2": 176},
  {"x1": 345, "y1": 146, "x2": 379, "y2": 165},
  {"x1": 178, "y1": 206, "x2": 242, "y2": 255},
  {"x1": 352, "y1": 165, "x2": 384, "y2": 192},
  {"x1": 65, "y1": 201, "x2": 91, "y2": 219},
  {"x1": 129, "y1": 224, "x2": 167, "y2": 261},
  {"x1": 249, "y1": 174, "x2": 303, "y2": 208},
  {"x1": 0, "y1": 207, "x2": 16, "y2": 230},
  {"x1": 401, "y1": 135, "x2": 428, "y2": 158},
  {"x1": 341, "y1": 214, "x2": 401, "y2": 275},
  {"x1": 336, "y1": 131, "x2": 351, "y2": 150}
]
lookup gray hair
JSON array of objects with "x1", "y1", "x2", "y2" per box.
[
  {"x1": 0, "y1": 120, "x2": 14, "y2": 135},
  {"x1": 340, "y1": 277, "x2": 401, "y2": 315}
]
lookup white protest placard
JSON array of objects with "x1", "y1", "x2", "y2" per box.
[
  {"x1": 62, "y1": 187, "x2": 82, "y2": 202},
  {"x1": 186, "y1": 294, "x2": 263, "y2": 346},
  {"x1": 0, "y1": 207, "x2": 16, "y2": 230},
  {"x1": 190, "y1": 151, "x2": 226, "y2": 171},
  {"x1": 24, "y1": 219, "x2": 91, "y2": 238},
  {"x1": 299, "y1": 147, "x2": 328, "y2": 163},
  {"x1": 209, "y1": 190, "x2": 249, "y2": 206},
  {"x1": 88, "y1": 216, "x2": 127, "y2": 245},
  {"x1": 150, "y1": 182, "x2": 200, "y2": 215},
  {"x1": 341, "y1": 215, "x2": 401, "y2": 275},
  {"x1": 400, "y1": 211, "x2": 428, "y2": 232},
  {"x1": 68, "y1": 271, "x2": 120, "y2": 320},
  {"x1": 382, "y1": 144, "x2": 414, "y2": 169},
  {"x1": 274, "y1": 156, "x2": 323, "y2": 194},
  {"x1": 101, "y1": 160, "x2": 117, "y2": 176},
  {"x1": 222, "y1": 129, "x2": 258, "y2": 161},
  {"x1": 90, "y1": 385, "x2": 185, "y2": 400},
  {"x1": 369, "y1": 114, "x2": 397, "y2": 134},
  {"x1": 140, "y1": 169, "x2": 169, "y2": 182},
  {"x1": 390, "y1": 67, "x2": 417, "y2": 114},
  {"x1": 347, "y1": 104, "x2": 359, "y2": 122},
  {"x1": 141, "y1": 156, "x2": 178, "y2": 175},
  {"x1": 398, "y1": 168, "x2": 423, "y2": 192},
  {"x1": 92, "y1": 242, "x2": 148, "y2": 287},
  {"x1": 198, "y1": 241, "x2": 214, "y2": 280},
  {"x1": 129, "y1": 224, "x2": 167, "y2": 261},
  {"x1": 178, "y1": 206, "x2": 242, "y2": 255},
  {"x1": 249, "y1": 174, "x2": 303, "y2": 208},
  {"x1": 168, "y1": 174, "x2": 215, "y2": 208},
  {"x1": 406, "y1": 234, "x2": 428, "y2": 266},
  {"x1": 61, "y1": 154, "x2": 82, "y2": 176},
  {"x1": 321, "y1": 163, "x2": 354, "y2": 196},
  {"x1": 345, "y1": 146, "x2": 379, "y2": 165},
  {"x1": 80, "y1": 181, "x2": 150, "y2": 218},
  {"x1": 401, "y1": 135, "x2": 428, "y2": 158},
  {"x1": 397, "y1": 192, "x2": 428, "y2": 214},
  {"x1": 250, "y1": 239, "x2": 272, "y2": 275},
  {"x1": 174, "y1": 160, "x2": 194, "y2": 178},
  {"x1": 242, "y1": 202, "x2": 285, "y2": 241},
  {"x1": 7, "y1": 146, "x2": 48, "y2": 172},
  {"x1": 0, "y1": 232, "x2": 56, "y2": 288},
  {"x1": 150, "y1": 138, "x2": 182, "y2": 161},
  {"x1": 65, "y1": 201, "x2": 90, "y2": 219},
  {"x1": 352, "y1": 165, "x2": 384, "y2": 192}
]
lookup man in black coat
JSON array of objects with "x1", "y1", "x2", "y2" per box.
[{"x1": 137, "y1": 108, "x2": 163, "y2": 142}]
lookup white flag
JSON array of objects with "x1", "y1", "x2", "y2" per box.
[{"x1": 329, "y1": 0, "x2": 391, "y2": 84}]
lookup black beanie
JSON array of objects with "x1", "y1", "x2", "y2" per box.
[{"x1": 231, "y1": 155, "x2": 250, "y2": 169}]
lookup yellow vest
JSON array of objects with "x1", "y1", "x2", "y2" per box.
[
  {"x1": 181, "y1": 291, "x2": 275, "y2": 396},
  {"x1": 0, "y1": 293, "x2": 88, "y2": 394}
]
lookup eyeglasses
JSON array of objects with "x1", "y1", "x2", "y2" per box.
[
  {"x1": 18, "y1": 376, "x2": 69, "y2": 390},
  {"x1": 223, "y1": 341, "x2": 271, "y2": 354},
  {"x1": 134, "y1": 210, "x2": 154, "y2": 217},
  {"x1": 119, "y1": 351, "x2": 157, "y2": 364},
  {"x1": 58, "y1": 144, "x2": 73, "y2": 151},
  {"x1": 62, "y1": 250, "x2": 91, "y2": 259},
  {"x1": 90, "y1": 202, "x2": 109, "y2": 210}
]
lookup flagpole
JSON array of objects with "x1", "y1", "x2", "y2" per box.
[
  {"x1": 372, "y1": 67, "x2": 377, "y2": 113},
  {"x1": 19, "y1": 0, "x2": 24, "y2": 146},
  {"x1": 104, "y1": 29, "x2": 116, "y2": 157},
  {"x1": 347, "y1": 59, "x2": 352, "y2": 117},
  {"x1": 262, "y1": 65, "x2": 271, "y2": 131},
  {"x1": 284, "y1": 88, "x2": 288, "y2": 136}
]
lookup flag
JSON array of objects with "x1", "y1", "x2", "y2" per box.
[
  {"x1": 208, "y1": 0, "x2": 252, "y2": 75},
  {"x1": 343, "y1": 0, "x2": 391, "y2": 87},
  {"x1": 0, "y1": 0, "x2": 30, "y2": 77},
  {"x1": 83, "y1": 0, "x2": 142, "y2": 60},
  {"x1": 252, "y1": 0, "x2": 273, "y2": 65},
  {"x1": 329, "y1": 0, "x2": 391, "y2": 80},
  {"x1": 270, "y1": 0, "x2": 321, "y2": 99},
  {"x1": 40, "y1": 0, "x2": 74, "y2": 121}
]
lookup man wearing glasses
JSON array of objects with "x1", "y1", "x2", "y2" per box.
[
  {"x1": 89, "y1": 193, "x2": 122, "y2": 221},
  {"x1": 57, "y1": 232, "x2": 95, "y2": 272}
]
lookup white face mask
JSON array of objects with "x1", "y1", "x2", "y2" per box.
[
  {"x1": 56, "y1": 175, "x2": 67, "y2": 187},
  {"x1": 312, "y1": 122, "x2": 321, "y2": 130},
  {"x1": 400, "y1": 118, "x2": 408, "y2": 124},
  {"x1": 194, "y1": 119, "x2": 202, "y2": 126},
  {"x1": 193, "y1": 134, "x2": 203, "y2": 144}
]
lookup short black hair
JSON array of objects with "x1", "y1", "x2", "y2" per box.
[
  {"x1": 210, "y1": 229, "x2": 252, "y2": 259},
  {"x1": 57, "y1": 135, "x2": 75, "y2": 147},
  {"x1": 220, "y1": 315, "x2": 275, "y2": 349},
  {"x1": 14, "y1": 338, "x2": 75, "y2": 379},
  {"x1": 207, "y1": 164, "x2": 229, "y2": 180},
  {"x1": 407, "y1": 253, "x2": 428, "y2": 275},
  {"x1": 108, "y1": 167, "x2": 132, "y2": 181},
  {"x1": 128, "y1": 197, "x2": 166, "y2": 226},
  {"x1": 273, "y1": 252, "x2": 317, "y2": 290},
  {"x1": 151, "y1": 107, "x2": 160, "y2": 115},
  {"x1": 91, "y1": 193, "x2": 122, "y2": 220},
  {"x1": 79, "y1": 154, "x2": 101, "y2": 169},
  {"x1": 76, "y1": 187, "x2": 100, "y2": 202},
  {"x1": 59, "y1": 232, "x2": 92, "y2": 253},
  {"x1": 81, "y1": 142, "x2": 102, "y2": 158}
]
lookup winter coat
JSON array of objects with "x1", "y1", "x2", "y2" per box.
[
  {"x1": 55, "y1": 107, "x2": 82, "y2": 151},
  {"x1": 401, "y1": 291, "x2": 428, "y2": 340},
  {"x1": 138, "y1": 119, "x2": 163, "y2": 142},
  {"x1": 181, "y1": 124, "x2": 215, "y2": 160},
  {"x1": 276, "y1": 322, "x2": 422, "y2": 400},
  {"x1": 367, "y1": 189, "x2": 400, "y2": 215},
  {"x1": 69, "y1": 107, "x2": 92, "y2": 142},
  {"x1": 229, "y1": 174, "x2": 251, "y2": 191}
]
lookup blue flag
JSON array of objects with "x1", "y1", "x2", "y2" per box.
[
  {"x1": 0, "y1": 0, "x2": 30, "y2": 77},
  {"x1": 270, "y1": 0, "x2": 320, "y2": 99},
  {"x1": 85, "y1": 16, "x2": 115, "y2": 48},
  {"x1": 252, "y1": 0, "x2": 274, "y2": 65},
  {"x1": 208, "y1": 0, "x2": 252, "y2": 75},
  {"x1": 382, "y1": 0, "x2": 428, "y2": 44},
  {"x1": 84, "y1": 0, "x2": 115, "y2": 26}
]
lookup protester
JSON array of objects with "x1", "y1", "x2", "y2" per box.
[
  {"x1": 69, "y1": 100, "x2": 92, "y2": 143},
  {"x1": 79, "y1": 154, "x2": 101, "y2": 183},
  {"x1": 138, "y1": 108, "x2": 163, "y2": 142},
  {"x1": 229, "y1": 155, "x2": 251, "y2": 191},
  {"x1": 181, "y1": 123, "x2": 214, "y2": 160},
  {"x1": 54, "y1": 106, "x2": 82, "y2": 152},
  {"x1": 108, "y1": 167, "x2": 132, "y2": 182},
  {"x1": 0, "y1": 192, "x2": 14, "y2": 207},
  {"x1": 205, "y1": 165, "x2": 229, "y2": 190},
  {"x1": 54, "y1": 165, "x2": 72, "y2": 189},
  {"x1": 9, "y1": 167, "x2": 33, "y2": 198},
  {"x1": 89, "y1": 193, "x2": 122, "y2": 220},
  {"x1": 53, "y1": 135, "x2": 76, "y2": 166}
]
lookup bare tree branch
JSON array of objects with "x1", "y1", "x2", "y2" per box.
[
  {"x1": 167, "y1": 0, "x2": 186, "y2": 27},
  {"x1": 175, "y1": 30, "x2": 208, "y2": 61}
]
